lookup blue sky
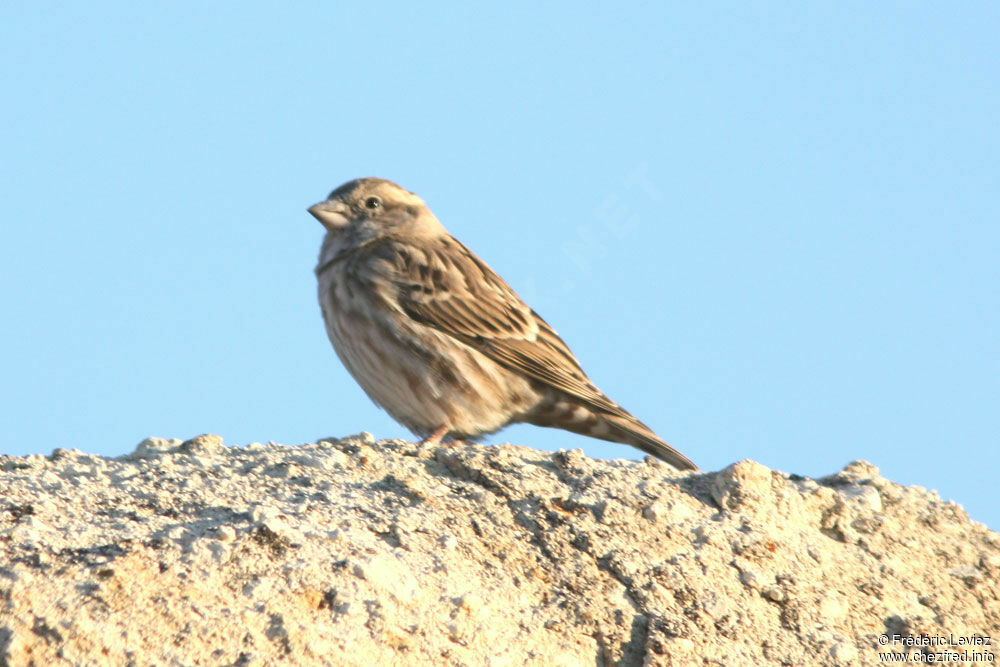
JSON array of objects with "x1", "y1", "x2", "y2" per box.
[{"x1": 2, "y1": 4, "x2": 997, "y2": 528}]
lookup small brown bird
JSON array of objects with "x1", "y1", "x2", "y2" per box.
[{"x1": 309, "y1": 178, "x2": 697, "y2": 470}]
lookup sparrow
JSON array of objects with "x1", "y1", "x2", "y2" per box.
[{"x1": 309, "y1": 178, "x2": 697, "y2": 470}]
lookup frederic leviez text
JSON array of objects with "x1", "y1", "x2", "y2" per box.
[{"x1": 878, "y1": 635, "x2": 991, "y2": 649}]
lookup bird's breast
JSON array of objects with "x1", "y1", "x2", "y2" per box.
[{"x1": 315, "y1": 258, "x2": 541, "y2": 437}]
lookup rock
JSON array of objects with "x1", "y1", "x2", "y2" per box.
[
  {"x1": 0, "y1": 437, "x2": 997, "y2": 665},
  {"x1": 178, "y1": 433, "x2": 225, "y2": 456}
]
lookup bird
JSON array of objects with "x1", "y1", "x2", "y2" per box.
[{"x1": 308, "y1": 178, "x2": 698, "y2": 471}]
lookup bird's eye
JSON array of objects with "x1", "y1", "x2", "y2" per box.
[{"x1": 364, "y1": 196, "x2": 383, "y2": 210}]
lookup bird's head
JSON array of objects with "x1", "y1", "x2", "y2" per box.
[{"x1": 308, "y1": 178, "x2": 446, "y2": 249}]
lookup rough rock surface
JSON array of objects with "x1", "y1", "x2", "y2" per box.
[{"x1": 1, "y1": 435, "x2": 997, "y2": 666}]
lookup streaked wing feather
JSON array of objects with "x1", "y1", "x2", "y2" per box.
[{"x1": 369, "y1": 236, "x2": 621, "y2": 414}]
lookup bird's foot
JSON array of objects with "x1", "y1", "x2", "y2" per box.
[{"x1": 420, "y1": 425, "x2": 450, "y2": 446}]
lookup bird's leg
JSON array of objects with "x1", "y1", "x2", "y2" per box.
[{"x1": 420, "y1": 424, "x2": 450, "y2": 446}]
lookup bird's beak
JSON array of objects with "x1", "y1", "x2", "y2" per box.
[{"x1": 308, "y1": 200, "x2": 351, "y2": 232}]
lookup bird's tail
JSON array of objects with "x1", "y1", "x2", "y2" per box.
[
  {"x1": 600, "y1": 412, "x2": 698, "y2": 471},
  {"x1": 527, "y1": 399, "x2": 698, "y2": 471}
]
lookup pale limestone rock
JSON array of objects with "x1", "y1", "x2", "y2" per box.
[{"x1": 0, "y1": 437, "x2": 996, "y2": 665}]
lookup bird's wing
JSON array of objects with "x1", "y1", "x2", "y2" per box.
[{"x1": 361, "y1": 235, "x2": 622, "y2": 415}]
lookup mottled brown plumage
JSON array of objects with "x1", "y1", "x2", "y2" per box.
[{"x1": 310, "y1": 178, "x2": 697, "y2": 470}]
